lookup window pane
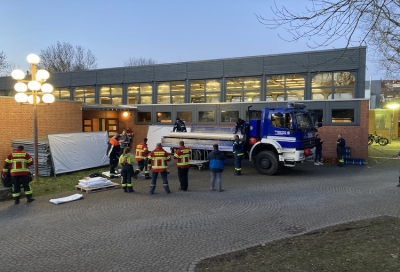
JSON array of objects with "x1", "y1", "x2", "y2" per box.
[
  {"x1": 171, "y1": 81, "x2": 185, "y2": 93},
  {"x1": 334, "y1": 72, "x2": 355, "y2": 86},
  {"x1": 138, "y1": 112, "x2": 151, "y2": 122},
  {"x1": 226, "y1": 78, "x2": 242, "y2": 91},
  {"x1": 157, "y1": 83, "x2": 170, "y2": 94},
  {"x1": 112, "y1": 97, "x2": 122, "y2": 105},
  {"x1": 244, "y1": 91, "x2": 261, "y2": 102},
  {"x1": 190, "y1": 80, "x2": 204, "y2": 93},
  {"x1": 127, "y1": 84, "x2": 139, "y2": 94},
  {"x1": 191, "y1": 94, "x2": 205, "y2": 103},
  {"x1": 141, "y1": 83, "x2": 153, "y2": 94},
  {"x1": 312, "y1": 87, "x2": 331, "y2": 100},
  {"x1": 206, "y1": 80, "x2": 220, "y2": 91},
  {"x1": 198, "y1": 111, "x2": 215, "y2": 122},
  {"x1": 334, "y1": 88, "x2": 354, "y2": 99},
  {"x1": 243, "y1": 77, "x2": 261, "y2": 90},
  {"x1": 227, "y1": 91, "x2": 242, "y2": 102},
  {"x1": 54, "y1": 88, "x2": 70, "y2": 100},
  {"x1": 221, "y1": 111, "x2": 239, "y2": 122},
  {"x1": 286, "y1": 74, "x2": 305, "y2": 89},
  {"x1": 141, "y1": 96, "x2": 152, "y2": 104},
  {"x1": 267, "y1": 75, "x2": 284, "y2": 89},
  {"x1": 287, "y1": 89, "x2": 304, "y2": 101},
  {"x1": 157, "y1": 112, "x2": 171, "y2": 123},
  {"x1": 267, "y1": 76, "x2": 284, "y2": 101},
  {"x1": 207, "y1": 93, "x2": 220, "y2": 103},
  {"x1": 332, "y1": 109, "x2": 354, "y2": 123},
  {"x1": 313, "y1": 73, "x2": 332, "y2": 86},
  {"x1": 100, "y1": 97, "x2": 111, "y2": 104},
  {"x1": 310, "y1": 109, "x2": 324, "y2": 124},
  {"x1": 157, "y1": 95, "x2": 170, "y2": 104},
  {"x1": 172, "y1": 95, "x2": 184, "y2": 104},
  {"x1": 271, "y1": 113, "x2": 285, "y2": 128},
  {"x1": 177, "y1": 111, "x2": 192, "y2": 122},
  {"x1": 128, "y1": 96, "x2": 138, "y2": 104},
  {"x1": 85, "y1": 97, "x2": 95, "y2": 104},
  {"x1": 100, "y1": 86, "x2": 110, "y2": 96},
  {"x1": 111, "y1": 85, "x2": 122, "y2": 95}
]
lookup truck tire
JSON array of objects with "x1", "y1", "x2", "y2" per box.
[{"x1": 254, "y1": 151, "x2": 279, "y2": 175}]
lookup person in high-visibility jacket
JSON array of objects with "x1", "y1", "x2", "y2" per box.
[
  {"x1": 232, "y1": 134, "x2": 244, "y2": 175},
  {"x1": 134, "y1": 138, "x2": 151, "y2": 179},
  {"x1": 2, "y1": 145, "x2": 34, "y2": 204},
  {"x1": 107, "y1": 134, "x2": 121, "y2": 177},
  {"x1": 118, "y1": 147, "x2": 135, "y2": 193},
  {"x1": 174, "y1": 141, "x2": 192, "y2": 191},
  {"x1": 148, "y1": 143, "x2": 171, "y2": 194}
]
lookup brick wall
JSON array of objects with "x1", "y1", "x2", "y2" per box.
[
  {"x1": 0, "y1": 97, "x2": 82, "y2": 158},
  {"x1": 315, "y1": 100, "x2": 369, "y2": 161}
]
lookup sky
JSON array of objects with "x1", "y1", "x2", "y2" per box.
[{"x1": 0, "y1": 0, "x2": 384, "y2": 80}]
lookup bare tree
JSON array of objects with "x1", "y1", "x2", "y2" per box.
[
  {"x1": 124, "y1": 57, "x2": 157, "y2": 67},
  {"x1": 39, "y1": 41, "x2": 97, "y2": 73},
  {"x1": 0, "y1": 51, "x2": 10, "y2": 77},
  {"x1": 256, "y1": 0, "x2": 400, "y2": 76}
]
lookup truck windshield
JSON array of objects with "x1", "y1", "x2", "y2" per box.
[{"x1": 294, "y1": 113, "x2": 314, "y2": 130}]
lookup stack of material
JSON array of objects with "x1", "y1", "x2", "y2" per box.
[
  {"x1": 78, "y1": 176, "x2": 113, "y2": 188},
  {"x1": 11, "y1": 139, "x2": 53, "y2": 177}
]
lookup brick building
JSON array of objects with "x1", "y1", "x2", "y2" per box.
[{"x1": 0, "y1": 46, "x2": 370, "y2": 165}]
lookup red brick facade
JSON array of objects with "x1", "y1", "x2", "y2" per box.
[
  {"x1": 0, "y1": 97, "x2": 82, "y2": 158},
  {"x1": 313, "y1": 100, "x2": 369, "y2": 161}
]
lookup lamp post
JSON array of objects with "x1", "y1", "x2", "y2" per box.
[
  {"x1": 387, "y1": 103, "x2": 399, "y2": 144},
  {"x1": 11, "y1": 54, "x2": 55, "y2": 181}
]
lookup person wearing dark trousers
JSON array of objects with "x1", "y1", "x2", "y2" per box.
[
  {"x1": 232, "y1": 135, "x2": 244, "y2": 175},
  {"x1": 134, "y1": 138, "x2": 151, "y2": 179},
  {"x1": 314, "y1": 134, "x2": 324, "y2": 166},
  {"x1": 174, "y1": 141, "x2": 192, "y2": 191},
  {"x1": 207, "y1": 144, "x2": 227, "y2": 192},
  {"x1": 234, "y1": 118, "x2": 246, "y2": 135},
  {"x1": 107, "y1": 135, "x2": 121, "y2": 177},
  {"x1": 336, "y1": 134, "x2": 346, "y2": 167},
  {"x1": 148, "y1": 143, "x2": 171, "y2": 194},
  {"x1": 173, "y1": 117, "x2": 187, "y2": 132},
  {"x1": 118, "y1": 147, "x2": 135, "y2": 193},
  {"x1": 2, "y1": 145, "x2": 34, "y2": 204}
]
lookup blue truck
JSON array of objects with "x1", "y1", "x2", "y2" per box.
[{"x1": 161, "y1": 102, "x2": 318, "y2": 175}]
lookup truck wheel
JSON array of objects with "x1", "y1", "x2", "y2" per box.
[{"x1": 254, "y1": 151, "x2": 279, "y2": 175}]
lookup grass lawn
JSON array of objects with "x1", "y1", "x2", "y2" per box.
[
  {"x1": 29, "y1": 166, "x2": 110, "y2": 197},
  {"x1": 195, "y1": 216, "x2": 400, "y2": 272}
]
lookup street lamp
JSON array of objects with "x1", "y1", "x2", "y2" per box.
[
  {"x1": 11, "y1": 54, "x2": 55, "y2": 181},
  {"x1": 387, "y1": 103, "x2": 399, "y2": 143}
]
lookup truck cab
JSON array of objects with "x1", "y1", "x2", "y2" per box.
[{"x1": 247, "y1": 102, "x2": 316, "y2": 175}]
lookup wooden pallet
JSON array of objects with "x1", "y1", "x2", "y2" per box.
[{"x1": 75, "y1": 182, "x2": 120, "y2": 193}]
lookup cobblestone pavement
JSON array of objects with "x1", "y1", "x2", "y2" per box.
[{"x1": 1, "y1": 143, "x2": 400, "y2": 272}]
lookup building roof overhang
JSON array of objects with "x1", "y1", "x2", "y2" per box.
[{"x1": 80, "y1": 104, "x2": 137, "y2": 111}]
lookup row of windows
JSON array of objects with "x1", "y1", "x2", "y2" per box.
[
  {"x1": 138, "y1": 108, "x2": 355, "y2": 124},
  {"x1": 49, "y1": 72, "x2": 355, "y2": 104}
]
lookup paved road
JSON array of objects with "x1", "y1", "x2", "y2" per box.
[{"x1": 1, "y1": 143, "x2": 400, "y2": 272}]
